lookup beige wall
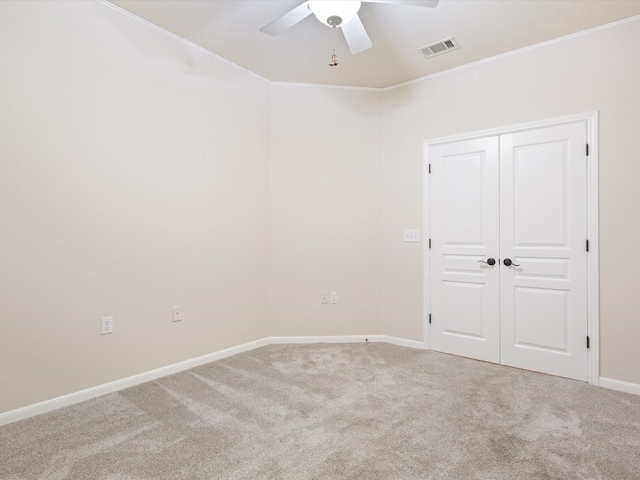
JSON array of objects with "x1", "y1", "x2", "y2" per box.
[
  {"x1": 381, "y1": 18, "x2": 640, "y2": 384},
  {"x1": 269, "y1": 85, "x2": 384, "y2": 336},
  {"x1": 2, "y1": 1, "x2": 639, "y2": 416},
  {"x1": 0, "y1": 1, "x2": 270, "y2": 413}
]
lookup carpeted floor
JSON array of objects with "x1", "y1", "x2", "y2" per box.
[{"x1": 1, "y1": 343, "x2": 640, "y2": 479}]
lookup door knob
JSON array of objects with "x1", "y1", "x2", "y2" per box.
[
  {"x1": 478, "y1": 258, "x2": 496, "y2": 266},
  {"x1": 503, "y1": 258, "x2": 520, "y2": 267}
]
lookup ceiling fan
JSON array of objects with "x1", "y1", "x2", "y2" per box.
[{"x1": 259, "y1": 1, "x2": 440, "y2": 55}]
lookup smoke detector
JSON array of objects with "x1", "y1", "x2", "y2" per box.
[{"x1": 418, "y1": 37, "x2": 460, "y2": 59}]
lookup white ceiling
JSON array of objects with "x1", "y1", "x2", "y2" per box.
[{"x1": 107, "y1": 0, "x2": 640, "y2": 88}]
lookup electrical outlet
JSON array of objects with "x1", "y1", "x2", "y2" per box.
[
  {"x1": 321, "y1": 292, "x2": 329, "y2": 304},
  {"x1": 330, "y1": 292, "x2": 338, "y2": 304},
  {"x1": 101, "y1": 316, "x2": 113, "y2": 335},
  {"x1": 172, "y1": 306, "x2": 182, "y2": 322}
]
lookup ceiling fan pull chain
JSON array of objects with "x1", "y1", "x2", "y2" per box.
[
  {"x1": 329, "y1": 49, "x2": 338, "y2": 67},
  {"x1": 329, "y1": 27, "x2": 339, "y2": 66}
]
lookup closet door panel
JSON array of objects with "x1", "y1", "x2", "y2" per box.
[
  {"x1": 429, "y1": 137, "x2": 500, "y2": 363},
  {"x1": 499, "y1": 122, "x2": 588, "y2": 381}
]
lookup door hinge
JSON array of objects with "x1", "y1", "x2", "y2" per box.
[
  {"x1": 428, "y1": 163, "x2": 431, "y2": 174},
  {"x1": 586, "y1": 144, "x2": 589, "y2": 156},
  {"x1": 586, "y1": 239, "x2": 589, "y2": 252},
  {"x1": 586, "y1": 336, "x2": 590, "y2": 349},
  {"x1": 429, "y1": 314, "x2": 432, "y2": 324},
  {"x1": 428, "y1": 238, "x2": 431, "y2": 249}
]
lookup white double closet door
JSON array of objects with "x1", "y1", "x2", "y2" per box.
[{"x1": 429, "y1": 121, "x2": 588, "y2": 381}]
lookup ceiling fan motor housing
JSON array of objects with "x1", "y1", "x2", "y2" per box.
[
  {"x1": 261, "y1": 0, "x2": 442, "y2": 56},
  {"x1": 309, "y1": 1, "x2": 361, "y2": 27}
]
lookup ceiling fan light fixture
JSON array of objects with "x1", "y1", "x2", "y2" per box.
[{"x1": 308, "y1": 1, "x2": 361, "y2": 27}]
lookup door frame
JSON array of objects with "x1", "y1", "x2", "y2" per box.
[{"x1": 423, "y1": 111, "x2": 600, "y2": 385}]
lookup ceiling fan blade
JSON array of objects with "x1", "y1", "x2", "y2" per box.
[
  {"x1": 363, "y1": 0, "x2": 439, "y2": 7},
  {"x1": 260, "y1": 1, "x2": 312, "y2": 36},
  {"x1": 341, "y1": 14, "x2": 373, "y2": 54}
]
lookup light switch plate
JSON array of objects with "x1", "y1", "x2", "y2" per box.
[{"x1": 403, "y1": 229, "x2": 420, "y2": 242}]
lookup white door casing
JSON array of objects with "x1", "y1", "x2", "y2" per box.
[{"x1": 426, "y1": 116, "x2": 594, "y2": 382}]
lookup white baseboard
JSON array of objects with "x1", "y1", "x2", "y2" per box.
[
  {"x1": 0, "y1": 335, "x2": 423, "y2": 426},
  {"x1": 0, "y1": 337, "x2": 270, "y2": 427},
  {"x1": 599, "y1": 377, "x2": 640, "y2": 396},
  {"x1": 13, "y1": 336, "x2": 640, "y2": 428},
  {"x1": 375, "y1": 335, "x2": 425, "y2": 349},
  {"x1": 267, "y1": 335, "x2": 369, "y2": 345},
  {"x1": 12, "y1": 334, "x2": 640, "y2": 427},
  {"x1": 266, "y1": 335, "x2": 424, "y2": 349}
]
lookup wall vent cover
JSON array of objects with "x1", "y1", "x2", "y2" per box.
[{"x1": 418, "y1": 37, "x2": 460, "y2": 59}]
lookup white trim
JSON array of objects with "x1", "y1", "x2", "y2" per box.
[
  {"x1": 97, "y1": 0, "x2": 269, "y2": 84},
  {"x1": 99, "y1": 0, "x2": 380, "y2": 92},
  {"x1": 2, "y1": 332, "x2": 636, "y2": 429},
  {"x1": 376, "y1": 335, "x2": 424, "y2": 350},
  {"x1": 423, "y1": 150, "x2": 432, "y2": 350},
  {"x1": 423, "y1": 112, "x2": 600, "y2": 385},
  {"x1": 586, "y1": 113, "x2": 600, "y2": 385},
  {"x1": 599, "y1": 377, "x2": 640, "y2": 396},
  {"x1": 0, "y1": 335, "x2": 422, "y2": 426},
  {"x1": 267, "y1": 335, "x2": 373, "y2": 344},
  {"x1": 99, "y1": 0, "x2": 639, "y2": 91},
  {"x1": 267, "y1": 335, "x2": 423, "y2": 349},
  {"x1": 270, "y1": 82, "x2": 383, "y2": 92},
  {"x1": 0, "y1": 338, "x2": 270, "y2": 427},
  {"x1": 425, "y1": 111, "x2": 598, "y2": 147},
  {"x1": 385, "y1": 15, "x2": 640, "y2": 91}
]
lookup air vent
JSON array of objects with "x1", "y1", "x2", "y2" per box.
[{"x1": 418, "y1": 37, "x2": 460, "y2": 59}]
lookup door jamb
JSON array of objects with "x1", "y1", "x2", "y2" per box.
[{"x1": 423, "y1": 111, "x2": 600, "y2": 385}]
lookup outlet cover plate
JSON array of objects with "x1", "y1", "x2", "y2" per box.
[{"x1": 101, "y1": 316, "x2": 113, "y2": 335}]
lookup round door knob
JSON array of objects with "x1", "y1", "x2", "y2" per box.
[{"x1": 503, "y1": 258, "x2": 521, "y2": 267}]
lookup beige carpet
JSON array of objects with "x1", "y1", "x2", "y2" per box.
[{"x1": 1, "y1": 343, "x2": 640, "y2": 479}]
